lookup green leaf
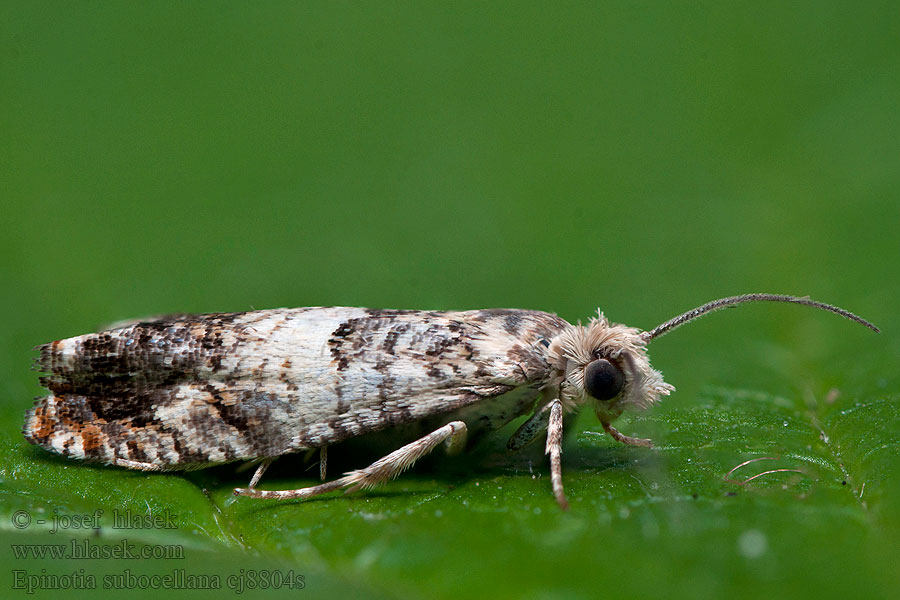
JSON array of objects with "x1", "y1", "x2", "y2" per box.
[{"x1": 3, "y1": 387, "x2": 899, "y2": 599}]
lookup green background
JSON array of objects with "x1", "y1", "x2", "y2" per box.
[{"x1": 2, "y1": 3, "x2": 899, "y2": 599}]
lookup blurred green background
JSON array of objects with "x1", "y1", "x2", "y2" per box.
[{"x1": 2, "y1": 2, "x2": 899, "y2": 599}]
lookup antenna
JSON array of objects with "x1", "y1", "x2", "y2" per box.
[{"x1": 642, "y1": 293, "x2": 879, "y2": 341}]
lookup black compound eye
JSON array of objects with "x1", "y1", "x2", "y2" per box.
[{"x1": 584, "y1": 359, "x2": 625, "y2": 401}]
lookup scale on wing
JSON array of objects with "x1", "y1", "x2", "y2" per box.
[{"x1": 25, "y1": 307, "x2": 569, "y2": 470}]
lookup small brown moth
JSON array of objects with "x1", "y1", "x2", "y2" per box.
[{"x1": 24, "y1": 294, "x2": 878, "y2": 509}]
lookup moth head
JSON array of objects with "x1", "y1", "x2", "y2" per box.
[
  {"x1": 549, "y1": 294, "x2": 879, "y2": 420},
  {"x1": 548, "y1": 313, "x2": 671, "y2": 419}
]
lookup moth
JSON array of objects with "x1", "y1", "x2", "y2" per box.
[{"x1": 24, "y1": 294, "x2": 878, "y2": 509}]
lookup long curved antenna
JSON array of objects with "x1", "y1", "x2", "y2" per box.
[{"x1": 642, "y1": 293, "x2": 879, "y2": 341}]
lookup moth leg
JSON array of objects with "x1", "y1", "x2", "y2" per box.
[
  {"x1": 602, "y1": 421, "x2": 652, "y2": 448},
  {"x1": 507, "y1": 401, "x2": 552, "y2": 451},
  {"x1": 545, "y1": 399, "x2": 569, "y2": 510},
  {"x1": 248, "y1": 457, "x2": 275, "y2": 489},
  {"x1": 114, "y1": 458, "x2": 162, "y2": 471},
  {"x1": 233, "y1": 421, "x2": 468, "y2": 500},
  {"x1": 319, "y1": 446, "x2": 328, "y2": 481},
  {"x1": 341, "y1": 420, "x2": 467, "y2": 491},
  {"x1": 234, "y1": 476, "x2": 347, "y2": 500}
]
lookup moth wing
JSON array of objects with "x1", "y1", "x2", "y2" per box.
[
  {"x1": 27, "y1": 309, "x2": 301, "y2": 468},
  {"x1": 25, "y1": 307, "x2": 570, "y2": 469},
  {"x1": 310, "y1": 308, "x2": 570, "y2": 446}
]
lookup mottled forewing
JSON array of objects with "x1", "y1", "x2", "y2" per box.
[{"x1": 25, "y1": 307, "x2": 569, "y2": 469}]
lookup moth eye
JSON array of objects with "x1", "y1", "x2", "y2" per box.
[
  {"x1": 538, "y1": 339, "x2": 550, "y2": 348},
  {"x1": 584, "y1": 359, "x2": 625, "y2": 401}
]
